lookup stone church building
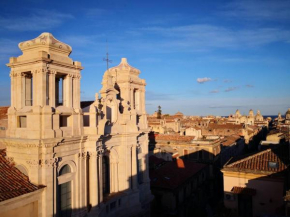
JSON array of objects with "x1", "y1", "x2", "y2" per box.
[{"x1": 0, "y1": 33, "x2": 153, "y2": 217}]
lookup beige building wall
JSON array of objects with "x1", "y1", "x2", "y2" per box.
[
  {"x1": 1, "y1": 33, "x2": 152, "y2": 217},
  {"x1": 223, "y1": 172, "x2": 284, "y2": 216}
]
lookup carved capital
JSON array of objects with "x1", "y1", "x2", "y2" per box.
[
  {"x1": 78, "y1": 152, "x2": 88, "y2": 159},
  {"x1": 49, "y1": 70, "x2": 57, "y2": 75},
  {"x1": 97, "y1": 147, "x2": 105, "y2": 156},
  {"x1": 73, "y1": 74, "x2": 81, "y2": 79},
  {"x1": 88, "y1": 151, "x2": 98, "y2": 158}
]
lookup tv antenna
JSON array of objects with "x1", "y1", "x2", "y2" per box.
[{"x1": 103, "y1": 39, "x2": 112, "y2": 70}]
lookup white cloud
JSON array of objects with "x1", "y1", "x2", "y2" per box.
[{"x1": 197, "y1": 77, "x2": 211, "y2": 84}]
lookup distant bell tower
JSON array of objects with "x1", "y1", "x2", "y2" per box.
[{"x1": 6, "y1": 32, "x2": 83, "y2": 139}]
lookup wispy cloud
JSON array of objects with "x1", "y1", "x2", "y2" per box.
[
  {"x1": 135, "y1": 25, "x2": 290, "y2": 52},
  {"x1": 245, "y1": 84, "x2": 254, "y2": 88},
  {"x1": 0, "y1": 9, "x2": 74, "y2": 31},
  {"x1": 224, "y1": 79, "x2": 232, "y2": 83},
  {"x1": 210, "y1": 89, "x2": 219, "y2": 93},
  {"x1": 220, "y1": 0, "x2": 290, "y2": 21},
  {"x1": 225, "y1": 87, "x2": 238, "y2": 92},
  {"x1": 209, "y1": 105, "x2": 245, "y2": 109},
  {"x1": 197, "y1": 77, "x2": 211, "y2": 84}
]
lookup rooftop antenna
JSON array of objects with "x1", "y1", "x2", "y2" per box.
[{"x1": 103, "y1": 39, "x2": 112, "y2": 70}]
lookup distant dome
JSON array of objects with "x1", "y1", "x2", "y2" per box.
[
  {"x1": 286, "y1": 108, "x2": 290, "y2": 115},
  {"x1": 175, "y1": 111, "x2": 184, "y2": 116}
]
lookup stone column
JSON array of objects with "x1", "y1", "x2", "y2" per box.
[
  {"x1": 127, "y1": 145, "x2": 132, "y2": 189},
  {"x1": 73, "y1": 75, "x2": 81, "y2": 109},
  {"x1": 66, "y1": 74, "x2": 73, "y2": 107},
  {"x1": 36, "y1": 68, "x2": 48, "y2": 106},
  {"x1": 97, "y1": 148, "x2": 104, "y2": 203},
  {"x1": 132, "y1": 145, "x2": 138, "y2": 190},
  {"x1": 32, "y1": 70, "x2": 37, "y2": 106},
  {"x1": 89, "y1": 151, "x2": 98, "y2": 208},
  {"x1": 9, "y1": 71, "x2": 15, "y2": 107},
  {"x1": 15, "y1": 72, "x2": 24, "y2": 109}
]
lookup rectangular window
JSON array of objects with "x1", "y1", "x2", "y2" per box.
[
  {"x1": 56, "y1": 75, "x2": 64, "y2": 106},
  {"x1": 110, "y1": 201, "x2": 116, "y2": 210},
  {"x1": 18, "y1": 116, "x2": 27, "y2": 128},
  {"x1": 60, "y1": 115, "x2": 70, "y2": 127},
  {"x1": 83, "y1": 115, "x2": 90, "y2": 127}
]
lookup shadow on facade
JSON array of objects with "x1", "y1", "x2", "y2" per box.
[
  {"x1": 54, "y1": 146, "x2": 152, "y2": 217},
  {"x1": 148, "y1": 133, "x2": 224, "y2": 217},
  {"x1": 223, "y1": 144, "x2": 290, "y2": 217}
]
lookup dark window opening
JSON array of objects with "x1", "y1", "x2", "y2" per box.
[
  {"x1": 56, "y1": 75, "x2": 64, "y2": 106},
  {"x1": 110, "y1": 201, "x2": 116, "y2": 210},
  {"x1": 60, "y1": 164, "x2": 71, "y2": 175},
  {"x1": 83, "y1": 115, "x2": 90, "y2": 127},
  {"x1": 60, "y1": 115, "x2": 70, "y2": 127},
  {"x1": 102, "y1": 156, "x2": 110, "y2": 196}
]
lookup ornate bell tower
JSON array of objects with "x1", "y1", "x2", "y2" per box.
[
  {"x1": 6, "y1": 32, "x2": 83, "y2": 139},
  {"x1": 3, "y1": 33, "x2": 85, "y2": 216}
]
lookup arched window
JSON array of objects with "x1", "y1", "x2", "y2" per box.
[
  {"x1": 58, "y1": 164, "x2": 72, "y2": 217},
  {"x1": 102, "y1": 156, "x2": 110, "y2": 196}
]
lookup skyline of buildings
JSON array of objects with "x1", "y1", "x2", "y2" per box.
[{"x1": 0, "y1": 0, "x2": 289, "y2": 115}]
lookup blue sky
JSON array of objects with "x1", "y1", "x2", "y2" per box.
[{"x1": 0, "y1": 0, "x2": 289, "y2": 116}]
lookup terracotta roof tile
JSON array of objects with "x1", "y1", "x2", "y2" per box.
[
  {"x1": 231, "y1": 186, "x2": 256, "y2": 196},
  {"x1": 150, "y1": 159, "x2": 206, "y2": 190},
  {"x1": 225, "y1": 145, "x2": 289, "y2": 173},
  {"x1": 0, "y1": 150, "x2": 42, "y2": 202},
  {"x1": 0, "y1": 107, "x2": 8, "y2": 120},
  {"x1": 155, "y1": 134, "x2": 195, "y2": 142}
]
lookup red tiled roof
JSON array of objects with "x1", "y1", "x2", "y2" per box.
[
  {"x1": 150, "y1": 160, "x2": 206, "y2": 190},
  {"x1": 221, "y1": 135, "x2": 241, "y2": 146},
  {"x1": 0, "y1": 107, "x2": 8, "y2": 120},
  {"x1": 208, "y1": 123, "x2": 244, "y2": 130},
  {"x1": 0, "y1": 150, "x2": 42, "y2": 202},
  {"x1": 155, "y1": 134, "x2": 195, "y2": 142},
  {"x1": 231, "y1": 186, "x2": 256, "y2": 196},
  {"x1": 225, "y1": 145, "x2": 289, "y2": 173}
]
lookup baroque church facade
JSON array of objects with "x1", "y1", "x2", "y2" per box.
[{"x1": 0, "y1": 33, "x2": 152, "y2": 217}]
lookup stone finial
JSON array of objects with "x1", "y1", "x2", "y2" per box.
[{"x1": 18, "y1": 32, "x2": 72, "y2": 54}]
